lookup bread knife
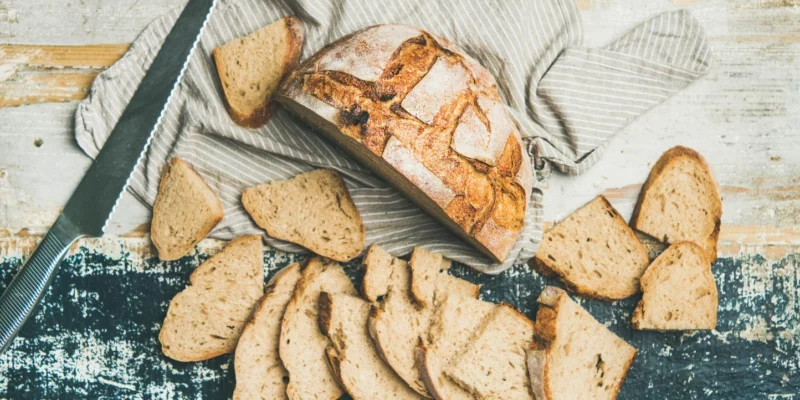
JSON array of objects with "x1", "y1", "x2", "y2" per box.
[{"x1": 0, "y1": 0, "x2": 217, "y2": 354}]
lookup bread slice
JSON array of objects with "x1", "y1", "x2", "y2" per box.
[
  {"x1": 444, "y1": 304, "x2": 535, "y2": 400},
  {"x1": 279, "y1": 256, "x2": 356, "y2": 400},
  {"x1": 416, "y1": 295, "x2": 496, "y2": 400},
  {"x1": 213, "y1": 16, "x2": 303, "y2": 128},
  {"x1": 242, "y1": 169, "x2": 365, "y2": 262},
  {"x1": 151, "y1": 157, "x2": 224, "y2": 261},
  {"x1": 532, "y1": 196, "x2": 649, "y2": 300},
  {"x1": 361, "y1": 244, "x2": 408, "y2": 302},
  {"x1": 527, "y1": 286, "x2": 637, "y2": 400},
  {"x1": 408, "y1": 247, "x2": 481, "y2": 308},
  {"x1": 367, "y1": 246, "x2": 480, "y2": 398},
  {"x1": 631, "y1": 146, "x2": 722, "y2": 263},
  {"x1": 159, "y1": 235, "x2": 264, "y2": 362},
  {"x1": 632, "y1": 242, "x2": 718, "y2": 330},
  {"x1": 233, "y1": 262, "x2": 302, "y2": 400},
  {"x1": 318, "y1": 292, "x2": 422, "y2": 400}
]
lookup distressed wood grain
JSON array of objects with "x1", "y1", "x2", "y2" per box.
[
  {"x1": 0, "y1": 0, "x2": 186, "y2": 45},
  {"x1": 0, "y1": 44, "x2": 129, "y2": 107}
]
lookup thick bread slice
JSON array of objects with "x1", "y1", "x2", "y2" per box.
[
  {"x1": 318, "y1": 292, "x2": 422, "y2": 400},
  {"x1": 409, "y1": 247, "x2": 480, "y2": 308},
  {"x1": 151, "y1": 157, "x2": 224, "y2": 261},
  {"x1": 279, "y1": 256, "x2": 356, "y2": 400},
  {"x1": 233, "y1": 263, "x2": 302, "y2": 400},
  {"x1": 533, "y1": 196, "x2": 649, "y2": 300},
  {"x1": 367, "y1": 247, "x2": 479, "y2": 397},
  {"x1": 632, "y1": 242, "x2": 718, "y2": 330},
  {"x1": 213, "y1": 16, "x2": 303, "y2": 128},
  {"x1": 417, "y1": 295, "x2": 496, "y2": 400},
  {"x1": 242, "y1": 169, "x2": 365, "y2": 262},
  {"x1": 631, "y1": 146, "x2": 722, "y2": 263},
  {"x1": 409, "y1": 247, "x2": 451, "y2": 308},
  {"x1": 527, "y1": 286, "x2": 637, "y2": 400},
  {"x1": 159, "y1": 235, "x2": 264, "y2": 362},
  {"x1": 444, "y1": 304, "x2": 535, "y2": 400},
  {"x1": 361, "y1": 244, "x2": 408, "y2": 302}
]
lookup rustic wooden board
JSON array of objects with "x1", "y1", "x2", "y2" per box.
[{"x1": 1, "y1": 0, "x2": 799, "y2": 398}]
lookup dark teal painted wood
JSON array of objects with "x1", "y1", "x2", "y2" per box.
[{"x1": 0, "y1": 247, "x2": 797, "y2": 399}]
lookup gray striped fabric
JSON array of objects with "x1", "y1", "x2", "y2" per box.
[{"x1": 74, "y1": 0, "x2": 711, "y2": 274}]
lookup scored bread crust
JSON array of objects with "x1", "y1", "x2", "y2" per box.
[
  {"x1": 151, "y1": 157, "x2": 224, "y2": 261},
  {"x1": 531, "y1": 196, "x2": 650, "y2": 300},
  {"x1": 213, "y1": 16, "x2": 304, "y2": 128},
  {"x1": 630, "y1": 146, "x2": 722, "y2": 263},
  {"x1": 530, "y1": 286, "x2": 637, "y2": 400},
  {"x1": 276, "y1": 24, "x2": 533, "y2": 263}
]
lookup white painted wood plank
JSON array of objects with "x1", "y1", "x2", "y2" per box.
[{"x1": 0, "y1": 0, "x2": 187, "y2": 45}]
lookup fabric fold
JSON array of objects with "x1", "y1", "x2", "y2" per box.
[{"x1": 74, "y1": 0, "x2": 711, "y2": 273}]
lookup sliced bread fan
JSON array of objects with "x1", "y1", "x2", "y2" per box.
[
  {"x1": 279, "y1": 256, "x2": 356, "y2": 400},
  {"x1": 318, "y1": 292, "x2": 422, "y2": 400},
  {"x1": 233, "y1": 263, "x2": 302, "y2": 400},
  {"x1": 366, "y1": 246, "x2": 479, "y2": 398}
]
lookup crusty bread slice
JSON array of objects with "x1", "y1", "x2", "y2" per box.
[
  {"x1": 213, "y1": 16, "x2": 303, "y2": 128},
  {"x1": 361, "y1": 244, "x2": 408, "y2": 302},
  {"x1": 279, "y1": 256, "x2": 356, "y2": 400},
  {"x1": 444, "y1": 304, "x2": 535, "y2": 400},
  {"x1": 410, "y1": 247, "x2": 477, "y2": 308},
  {"x1": 367, "y1": 246, "x2": 479, "y2": 398},
  {"x1": 159, "y1": 235, "x2": 264, "y2": 362},
  {"x1": 318, "y1": 292, "x2": 422, "y2": 400},
  {"x1": 527, "y1": 286, "x2": 637, "y2": 400},
  {"x1": 416, "y1": 295, "x2": 496, "y2": 400},
  {"x1": 631, "y1": 146, "x2": 722, "y2": 263},
  {"x1": 242, "y1": 169, "x2": 365, "y2": 262},
  {"x1": 533, "y1": 196, "x2": 649, "y2": 300},
  {"x1": 632, "y1": 242, "x2": 718, "y2": 330},
  {"x1": 409, "y1": 247, "x2": 446, "y2": 309},
  {"x1": 151, "y1": 157, "x2": 224, "y2": 261},
  {"x1": 233, "y1": 263, "x2": 302, "y2": 400}
]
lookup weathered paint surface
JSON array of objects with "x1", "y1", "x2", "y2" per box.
[{"x1": 0, "y1": 240, "x2": 796, "y2": 399}]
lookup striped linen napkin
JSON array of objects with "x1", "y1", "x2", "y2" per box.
[{"x1": 74, "y1": 0, "x2": 712, "y2": 274}]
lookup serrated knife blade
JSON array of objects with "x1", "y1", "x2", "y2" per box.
[{"x1": 0, "y1": 0, "x2": 216, "y2": 354}]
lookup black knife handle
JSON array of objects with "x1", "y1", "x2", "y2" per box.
[{"x1": 0, "y1": 219, "x2": 81, "y2": 353}]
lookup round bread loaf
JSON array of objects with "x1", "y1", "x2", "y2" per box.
[{"x1": 277, "y1": 24, "x2": 533, "y2": 263}]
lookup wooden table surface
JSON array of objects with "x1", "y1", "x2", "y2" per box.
[{"x1": 0, "y1": 0, "x2": 798, "y2": 398}]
